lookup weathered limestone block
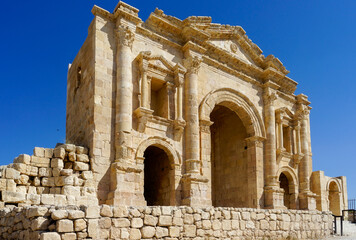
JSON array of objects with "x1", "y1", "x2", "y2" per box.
[
  {"x1": 56, "y1": 219, "x2": 74, "y2": 232},
  {"x1": 85, "y1": 205, "x2": 100, "y2": 218},
  {"x1": 76, "y1": 154, "x2": 89, "y2": 163},
  {"x1": 113, "y1": 206, "x2": 129, "y2": 217},
  {"x1": 27, "y1": 206, "x2": 48, "y2": 218},
  {"x1": 5, "y1": 168, "x2": 20, "y2": 180},
  {"x1": 101, "y1": 204, "x2": 113, "y2": 217},
  {"x1": 31, "y1": 156, "x2": 50, "y2": 168},
  {"x1": 6, "y1": 179, "x2": 16, "y2": 191},
  {"x1": 55, "y1": 176, "x2": 73, "y2": 186},
  {"x1": 184, "y1": 225, "x2": 197, "y2": 237},
  {"x1": 68, "y1": 152, "x2": 76, "y2": 162},
  {"x1": 14, "y1": 154, "x2": 31, "y2": 164},
  {"x1": 141, "y1": 226, "x2": 156, "y2": 238},
  {"x1": 12, "y1": 163, "x2": 27, "y2": 174},
  {"x1": 31, "y1": 217, "x2": 50, "y2": 231},
  {"x1": 53, "y1": 147, "x2": 65, "y2": 159},
  {"x1": 74, "y1": 219, "x2": 86, "y2": 231},
  {"x1": 0, "y1": 179, "x2": 7, "y2": 191},
  {"x1": 2, "y1": 191, "x2": 25, "y2": 203},
  {"x1": 52, "y1": 210, "x2": 68, "y2": 220},
  {"x1": 27, "y1": 193, "x2": 41, "y2": 205},
  {"x1": 155, "y1": 226, "x2": 169, "y2": 238},
  {"x1": 73, "y1": 162, "x2": 89, "y2": 171},
  {"x1": 87, "y1": 219, "x2": 99, "y2": 238},
  {"x1": 41, "y1": 177, "x2": 55, "y2": 187},
  {"x1": 76, "y1": 146, "x2": 88, "y2": 154},
  {"x1": 81, "y1": 171, "x2": 93, "y2": 180},
  {"x1": 169, "y1": 226, "x2": 180, "y2": 237},
  {"x1": 33, "y1": 147, "x2": 45, "y2": 157},
  {"x1": 68, "y1": 210, "x2": 85, "y2": 219},
  {"x1": 62, "y1": 186, "x2": 80, "y2": 197},
  {"x1": 61, "y1": 233, "x2": 76, "y2": 240},
  {"x1": 41, "y1": 194, "x2": 54, "y2": 205},
  {"x1": 131, "y1": 217, "x2": 144, "y2": 228},
  {"x1": 159, "y1": 215, "x2": 172, "y2": 226},
  {"x1": 144, "y1": 215, "x2": 158, "y2": 226},
  {"x1": 113, "y1": 218, "x2": 130, "y2": 228},
  {"x1": 51, "y1": 158, "x2": 64, "y2": 169},
  {"x1": 40, "y1": 232, "x2": 61, "y2": 240},
  {"x1": 38, "y1": 168, "x2": 52, "y2": 177},
  {"x1": 60, "y1": 169, "x2": 73, "y2": 176},
  {"x1": 130, "y1": 228, "x2": 141, "y2": 240}
]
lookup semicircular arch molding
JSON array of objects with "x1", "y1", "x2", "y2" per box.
[
  {"x1": 199, "y1": 88, "x2": 265, "y2": 138},
  {"x1": 277, "y1": 166, "x2": 298, "y2": 186},
  {"x1": 135, "y1": 136, "x2": 181, "y2": 166},
  {"x1": 326, "y1": 178, "x2": 342, "y2": 193}
]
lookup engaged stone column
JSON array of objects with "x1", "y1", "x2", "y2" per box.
[
  {"x1": 115, "y1": 25, "x2": 134, "y2": 162},
  {"x1": 263, "y1": 87, "x2": 282, "y2": 208},
  {"x1": 183, "y1": 56, "x2": 201, "y2": 174},
  {"x1": 297, "y1": 94, "x2": 316, "y2": 210}
]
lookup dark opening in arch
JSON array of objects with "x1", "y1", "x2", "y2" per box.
[
  {"x1": 143, "y1": 146, "x2": 171, "y2": 206},
  {"x1": 279, "y1": 173, "x2": 290, "y2": 209}
]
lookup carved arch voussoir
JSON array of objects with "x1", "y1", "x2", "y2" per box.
[
  {"x1": 199, "y1": 88, "x2": 266, "y2": 138},
  {"x1": 135, "y1": 136, "x2": 181, "y2": 166}
]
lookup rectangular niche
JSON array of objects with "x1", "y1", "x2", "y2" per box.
[{"x1": 150, "y1": 78, "x2": 168, "y2": 119}]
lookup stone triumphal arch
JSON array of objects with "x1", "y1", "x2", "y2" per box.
[{"x1": 63, "y1": 1, "x2": 348, "y2": 212}]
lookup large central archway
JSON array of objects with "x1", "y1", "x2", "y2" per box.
[
  {"x1": 210, "y1": 105, "x2": 248, "y2": 207},
  {"x1": 199, "y1": 88, "x2": 266, "y2": 208}
]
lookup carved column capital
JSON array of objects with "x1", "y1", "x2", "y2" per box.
[
  {"x1": 263, "y1": 90, "x2": 278, "y2": 106},
  {"x1": 116, "y1": 25, "x2": 134, "y2": 48},
  {"x1": 296, "y1": 105, "x2": 310, "y2": 120},
  {"x1": 245, "y1": 136, "x2": 265, "y2": 148},
  {"x1": 184, "y1": 56, "x2": 202, "y2": 74}
]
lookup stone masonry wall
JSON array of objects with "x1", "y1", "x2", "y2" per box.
[
  {"x1": 0, "y1": 144, "x2": 97, "y2": 208},
  {"x1": 0, "y1": 205, "x2": 332, "y2": 239}
]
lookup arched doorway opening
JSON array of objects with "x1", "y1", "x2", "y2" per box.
[
  {"x1": 143, "y1": 146, "x2": 171, "y2": 206},
  {"x1": 210, "y1": 105, "x2": 248, "y2": 207},
  {"x1": 328, "y1": 181, "x2": 341, "y2": 215},
  {"x1": 279, "y1": 173, "x2": 291, "y2": 209}
]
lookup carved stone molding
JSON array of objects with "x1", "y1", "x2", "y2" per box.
[
  {"x1": 199, "y1": 119, "x2": 213, "y2": 134},
  {"x1": 173, "y1": 119, "x2": 186, "y2": 141},
  {"x1": 133, "y1": 107, "x2": 153, "y2": 133},
  {"x1": 116, "y1": 25, "x2": 134, "y2": 48},
  {"x1": 293, "y1": 153, "x2": 303, "y2": 169},
  {"x1": 245, "y1": 136, "x2": 265, "y2": 148}
]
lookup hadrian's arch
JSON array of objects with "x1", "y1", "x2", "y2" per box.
[
  {"x1": 276, "y1": 166, "x2": 299, "y2": 209},
  {"x1": 199, "y1": 88, "x2": 265, "y2": 208},
  {"x1": 136, "y1": 137, "x2": 181, "y2": 206},
  {"x1": 326, "y1": 179, "x2": 342, "y2": 215}
]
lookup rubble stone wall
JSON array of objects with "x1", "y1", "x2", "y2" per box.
[
  {"x1": 0, "y1": 144, "x2": 98, "y2": 208},
  {"x1": 0, "y1": 205, "x2": 332, "y2": 239}
]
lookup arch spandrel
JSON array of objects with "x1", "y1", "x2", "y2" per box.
[
  {"x1": 135, "y1": 136, "x2": 181, "y2": 166},
  {"x1": 199, "y1": 88, "x2": 265, "y2": 138}
]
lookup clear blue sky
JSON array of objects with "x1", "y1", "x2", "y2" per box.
[{"x1": 1, "y1": 1, "x2": 355, "y2": 199}]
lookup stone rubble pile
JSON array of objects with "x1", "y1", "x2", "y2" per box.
[
  {"x1": 0, "y1": 205, "x2": 332, "y2": 239},
  {"x1": 0, "y1": 144, "x2": 97, "y2": 207}
]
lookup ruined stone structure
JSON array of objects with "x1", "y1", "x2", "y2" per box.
[{"x1": 0, "y1": 1, "x2": 348, "y2": 239}]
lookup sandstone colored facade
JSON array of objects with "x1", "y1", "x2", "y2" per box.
[
  {"x1": 65, "y1": 1, "x2": 347, "y2": 213},
  {"x1": 0, "y1": 1, "x2": 348, "y2": 239}
]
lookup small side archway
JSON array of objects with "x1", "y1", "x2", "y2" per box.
[
  {"x1": 136, "y1": 137, "x2": 181, "y2": 206},
  {"x1": 327, "y1": 179, "x2": 342, "y2": 215},
  {"x1": 277, "y1": 166, "x2": 298, "y2": 209}
]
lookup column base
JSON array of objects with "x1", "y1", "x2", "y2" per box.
[
  {"x1": 181, "y1": 173, "x2": 211, "y2": 207},
  {"x1": 106, "y1": 162, "x2": 146, "y2": 206},
  {"x1": 264, "y1": 186, "x2": 285, "y2": 209},
  {"x1": 299, "y1": 191, "x2": 317, "y2": 210}
]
